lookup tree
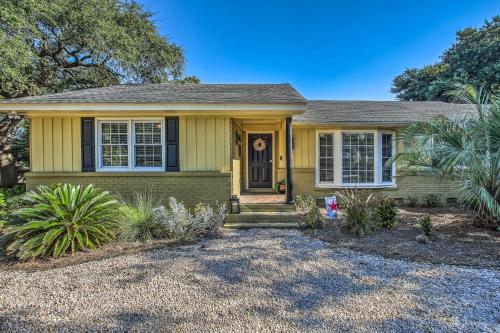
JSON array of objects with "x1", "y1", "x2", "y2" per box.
[
  {"x1": 396, "y1": 85, "x2": 500, "y2": 224},
  {"x1": 392, "y1": 16, "x2": 500, "y2": 101},
  {"x1": 0, "y1": 0, "x2": 198, "y2": 187}
]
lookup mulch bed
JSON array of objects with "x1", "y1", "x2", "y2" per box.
[
  {"x1": 305, "y1": 207, "x2": 500, "y2": 269},
  {"x1": 0, "y1": 239, "x2": 180, "y2": 272}
]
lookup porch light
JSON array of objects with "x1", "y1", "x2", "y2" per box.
[{"x1": 229, "y1": 195, "x2": 240, "y2": 214}]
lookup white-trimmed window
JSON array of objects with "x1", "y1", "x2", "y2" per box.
[
  {"x1": 316, "y1": 130, "x2": 396, "y2": 187},
  {"x1": 342, "y1": 132, "x2": 375, "y2": 184},
  {"x1": 318, "y1": 133, "x2": 334, "y2": 182},
  {"x1": 97, "y1": 119, "x2": 164, "y2": 171},
  {"x1": 381, "y1": 133, "x2": 395, "y2": 183},
  {"x1": 101, "y1": 122, "x2": 129, "y2": 168}
]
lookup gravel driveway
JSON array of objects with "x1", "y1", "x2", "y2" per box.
[{"x1": 1, "y1": 229, "x2": 498, "y2": 332}]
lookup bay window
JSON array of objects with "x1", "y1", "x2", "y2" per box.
[
  {"x1": 316, "y1": 130, "x2": 395, "y2": 187},
  {"x1": 97, "y1": 119, "x2": 164, "y2": 171}
]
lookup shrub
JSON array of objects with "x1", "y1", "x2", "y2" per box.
[
  {"x1": 336, "y1": 189, "x2": 375, "y2": 237},
  {"x1": 374, "y1": 196, "x2": 399, "y2": 229},
  {"x1": 2, "y1": 184, "x2": 118, "y2": 260},
  {"x1": 0, "y1": 193, "x2": 7, "y2": 221},
  {"x1": 152, "y1": 197, "x2": 205, "y2": 242},
  {"x1": 419, "y1": 215, "x2": 434, "y2": 236},
  {"x1": 194, "y1": 202, "x2": 226, "y2": 236},
  {"x1": 294, "y1": 195, "x2": 325, "y2": 229},
  {"x1": 407, "y1": 196, "x2": 419, "y2": 207},
  {"x1": 118, "y1": 192, "x2": 165, "y2": 243},
  {"x1": 424, "y1": 194, "x2": 441, "y2": 208}
]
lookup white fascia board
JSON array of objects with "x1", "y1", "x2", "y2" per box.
[{"x1": 0, "y1": 102, "x2": 306, "y2": 112}]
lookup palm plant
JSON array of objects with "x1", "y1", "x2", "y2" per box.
[
  {"x1": 2, "y1": 184, "x2": 119, "y2": 259},
  {"x1": 397, "y1": 85, "x2": 500, "y2": 223}
]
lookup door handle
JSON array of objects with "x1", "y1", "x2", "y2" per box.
[{"x1": 270, "y1": 160, "x2": 272, "y2": 163}]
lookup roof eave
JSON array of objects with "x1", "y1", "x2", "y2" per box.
[
  {"x1": 0, "y1": 102, "x2": 306, "y2": 113},
  {"x1": 293, "y1": 121, "x2": 411, "y2": 127}
]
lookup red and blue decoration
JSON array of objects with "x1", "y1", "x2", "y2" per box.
[{"x1": 325, "y1": 196, "x2": 337, "y2": 219}]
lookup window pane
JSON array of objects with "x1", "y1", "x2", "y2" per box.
[
  {"x1": 342, "y1": 132, "x2": 374, "y2": 184},
  {"x1": 134, "y1": 122, "x2": 163, "y2": 168},
  {"x1": 382, "y1": 133, "x2": 393, "y2": 182},
  {"x1": 101, "y1": 123, "x2": 128, "y2": 167},
  {"x1": 318, "y1": 133, "x2": 334, "y2": 183}
]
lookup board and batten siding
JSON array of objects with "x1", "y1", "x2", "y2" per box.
[
  {"x1": 292, "y1": 127, "x2": 316, "y2": 169},
  {"x1": 178, "y1": 116, "x2": 231, "y2": 172},
  {"x1": 30, "y1": 116, "x2": 231, "y2": 173},
  {"x1": 30, "y1": 117, "x2": 81, "y2": 172}
]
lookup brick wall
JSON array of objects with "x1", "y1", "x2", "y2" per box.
[
  {"x1": 26, "y1": 172, "x2": 232, "y2": 208},
  {"x1": 291, "y1": 168, "x2": 461, "y2": 206}
]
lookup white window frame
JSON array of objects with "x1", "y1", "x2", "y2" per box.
[
  {"x1": 315, "y1": 129, "x2": 396, "y2": 188},
  {"x1": 315, "y1": 130, "x2": 337, "y2": 185},
  {"x1": 96, "y1": 118, "x2": 165, "y2": 172},
  {"x1": 379, "y1": 131, "x2": 396, "y2": 184}
]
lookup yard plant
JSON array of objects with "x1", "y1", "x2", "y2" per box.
[
  {"x1": 373, "y1": 196, "x2": 399, "y2": 229},
  {"x1": 118, "y1": 192, "x2": 165, "y2": 242},
  {"x1": 424, "y1": 194, "x2": 442, "y2": 208},
  {"x1": 397, "y1": 85, "x2": 500, "y2": 224},
  {"x1": 419, "y1": 215, "x2": 434, "y2": 236},
  {"x1": 294, "y1": 195, "x2": 325, "y2": 229},
  {"x1": 336, "y1": 189, "x2": 375, "y2": 236},
  {"x1": 1, "y1": 184, "x2": 119, "y2": 259}
]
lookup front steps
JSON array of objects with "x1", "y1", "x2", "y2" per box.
[{"x1": 224, "y1": 203, "x2": 300, "y2": 229}]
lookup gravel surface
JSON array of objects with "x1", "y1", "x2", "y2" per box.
[{"x1": 0, "y1": 229, "x2": 499, "y2": 332}]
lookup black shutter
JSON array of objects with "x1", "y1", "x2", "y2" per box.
[
  {"x1": 165, "y1": 117, "x2": 179, "y2": 171},
  {"x1": 81, "y1": 118, "x2": 95, "y2": 172}
]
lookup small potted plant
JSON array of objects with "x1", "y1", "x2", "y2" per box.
[{"x1": 274, "y1": 179, "x2": 287, "y2": 194}]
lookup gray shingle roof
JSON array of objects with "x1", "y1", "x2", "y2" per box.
[
  {"x1": 294, "y1": 100, "x2": 475, "y2": 125},
  {"x1": 1, "y1": 83, "x2": 305, "y2": 104}
]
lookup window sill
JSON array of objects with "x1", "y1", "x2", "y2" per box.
[
  {"x1": 315, "y1": 183, "x2": 397, "y2": 189},
  {"x1": 96, "y1": 168, "x2": 165, "y2": 172}
]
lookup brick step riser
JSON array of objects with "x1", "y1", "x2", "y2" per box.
[
  {"x1": 225, "y1": 217, "x2": 300, "y2": 224},
  {"x1": 225, "y1": 224, "x2": 301, "y2": 229},
  {"x1": 239, "y1": 204, "x2": 295, "y2": 213},
  {"x1": 240, "y1": 208, "x2": 295, "y2": 213}
]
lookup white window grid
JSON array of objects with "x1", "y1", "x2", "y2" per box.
[
  {"x1": 342, "y1": 132, "x2": 375, "y2": 184},
  {"x1": 96, "y1": 119, "x2": 165, "y2": 172},
  {"x1": 315, "y1": 130, "x2": 396, "y2": 188},
  {"x1": 318, "y1": 133, "x2": 335, "y2": 183}
]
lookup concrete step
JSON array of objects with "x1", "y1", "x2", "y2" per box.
[
  {"x1": 225, "y1": 212, "x2": 299, "y2": 224},
  {"x1": 240, "y1": 203, "x2": 295, "y2": 213},
  {"x1": 225, "y1": 222, "x2": 300, "y2": 229}
]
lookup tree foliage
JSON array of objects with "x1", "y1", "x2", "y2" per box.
[
  {"x1": 0, "y1": 0, "x2": 198, "y2": 186},
  {"x1": 0, "y1": 0, "x2": 195, "y2": 99},
  {"x1": 396, "y1": 85, "x2": 500, "y2": 223},
  {"x1": 392, "y1": 16, "x2": 500, "y2": 101}
]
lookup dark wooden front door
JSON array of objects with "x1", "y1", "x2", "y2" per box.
[{"x1": 248, "y1": 134, "x2": 273, "y2": 188}]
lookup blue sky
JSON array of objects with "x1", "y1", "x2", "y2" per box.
[{"x1": 139, "y1": 0, "x2": 498, "y2": 100}]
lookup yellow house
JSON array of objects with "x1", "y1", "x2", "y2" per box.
[{"x1": 0, "y1": 83, "x2": 469, "y2": 207}]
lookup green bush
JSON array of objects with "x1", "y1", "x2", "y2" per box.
[
  {"x1": 336, "y1": 189, "x2": 375, "y2": 237},
  {"x1": 424, "y1": 194, "x2": 441, "y2": 208},
  {"x1": 407, "y1": 196, "x2": 419, "y2": 207},
  {"x1": 117, "y1": 192, "x2": 165, "y2": 243},
  {"x1": 419, "y1": 215, "x2": 434, "y2": 236},
  {"x1": 294, "y1": 195, "x2": 325, "y2": 229},
  {"x1": 374, "y1": 196, "x2": 399, "y2": 229},
  {"x1": 2, "y1": 184, "x2": 119, "y2": 260}
]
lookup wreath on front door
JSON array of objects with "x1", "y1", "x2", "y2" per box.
[{"x1": 253, "y1": 138, "x2": 266, "y2": 151}]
